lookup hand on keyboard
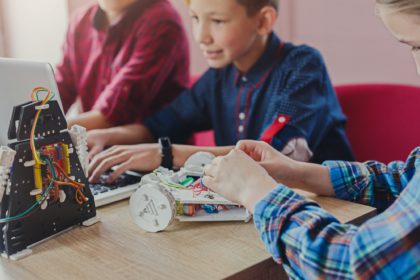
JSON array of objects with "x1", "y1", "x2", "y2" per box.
[{"x1": 89, "y1": 170, "x2": 143, "y2": 207}]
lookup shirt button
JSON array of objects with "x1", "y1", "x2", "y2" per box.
[
  {"x1": 239, "y1": 112, "x2": 245, "y2": 120},
  {"x1": 278, "y1": 116, "x2": 286, "y2": 123},
  {"x1": 238, "y1": 125, "x2": 244, "y2": 133},
  {"x1": 242, "y1": 76, "x2": 248, "y2": 82}
]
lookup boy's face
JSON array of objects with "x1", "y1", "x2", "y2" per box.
[
  {"x1": 381, "y1": 11, "x2": 420, "y2": 75},
  {"x1": 189, "y1": 0, "x2": 264, "y2": 72}
]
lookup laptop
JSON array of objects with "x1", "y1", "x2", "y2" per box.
[
  {"x1": 0, "y1": 58, "x2": 63, "y2": 145},
  {"x1": 0, "y1": 58, "x2": 142, "y2": 206}
]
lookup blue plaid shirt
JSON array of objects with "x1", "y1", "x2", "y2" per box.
[
  {"x1": 144, "y1": 33, "x2": 354, "y2": 163},
  {"x1": 254, "y1": 147, "x2": 420, "y2": 279}
]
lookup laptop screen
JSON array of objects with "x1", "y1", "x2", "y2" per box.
[{"x1": 0, "y1": 58, "x2": 63, "y2": 145}]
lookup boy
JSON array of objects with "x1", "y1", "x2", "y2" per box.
[
  {"x1": 88, "y1": 0, "x2": 354, "y2": 183},
  {"x1": 56, "y1": 0, "x2": 189, "y2": 130},
  {"x1": 203, "y1": 1, "x2": 420, "y2": 278}
]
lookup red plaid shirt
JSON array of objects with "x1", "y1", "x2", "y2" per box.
[{"x1": 56, "y1": 0, "x2": 190, "y2": 125}]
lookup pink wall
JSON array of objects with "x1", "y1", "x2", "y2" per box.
[
  {"x1": 287, "y1": 0, "x2": 418, "y2": 85},
  {"x1": 68, "y1": 0, "x2": 419, "y2": 86}
]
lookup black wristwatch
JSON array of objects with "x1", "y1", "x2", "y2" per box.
[{"x1": 158, "y1": 137, "x2": 173, "y2": 169}]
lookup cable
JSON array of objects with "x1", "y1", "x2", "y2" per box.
[
  {"x1": 0, "y1": 158, "x2": 56, "y2": 224},
  {"x1": 0, "y1": 87, "x2": 87, "y2": 223},
  {"x1": 30, "y1": 88, "x2": 52, "y2": 164}
]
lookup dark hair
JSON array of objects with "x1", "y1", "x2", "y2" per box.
[{"x1": 238, "y1": 0, "x2": 279, "y2": 15}]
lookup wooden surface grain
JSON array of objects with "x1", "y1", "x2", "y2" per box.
[{"x1": 0, "y1": 194, "x2": 376, "y2": 280}]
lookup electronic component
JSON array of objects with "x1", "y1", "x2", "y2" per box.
[
  {"x1": 129, "y1": 153, "x2": 251, "y2": 233},
  {"x1": 0, "y1": 88, "x2": 98, "y2": 260}
]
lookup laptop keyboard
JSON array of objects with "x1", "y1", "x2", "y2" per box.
[{"x1": 89, "y1": 170, "x2": 143, "y2": 207}]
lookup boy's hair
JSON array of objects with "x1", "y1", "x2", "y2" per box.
[
  {"x1": 185, "y1": 0, "x2": 279, "y2": 16},
  {"x1": 238, "y1": 0, "x2": 279, "y2": 15},
  {"x1": 376, "y1": 0, "x2": 420, "y2": 15}
]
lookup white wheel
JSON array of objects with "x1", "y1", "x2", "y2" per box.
[{"x1": 129, "y1": 183, "x2": 176, "y2": 232}]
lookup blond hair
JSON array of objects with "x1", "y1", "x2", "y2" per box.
[
  {"x1": 185, "y1": 0, "x2": 278, "y2": 16},
  {"x1": 376, "y1": 0, "x2": 420, "y2": 15}
]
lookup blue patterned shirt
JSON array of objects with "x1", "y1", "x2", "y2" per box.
[
  {"x1": 254, "y1": 147, "x2": 420, "y2": 279},
  {"x1": 144, "y1": 33, "x2": 354, "y2": 163}
]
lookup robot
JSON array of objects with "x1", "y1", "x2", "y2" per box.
[
  {"x1": 0, "y1": 89, "x2": 97, "y2": 260},
  {"x1": 129, "y1": 152, "x2": 252, "y2": 232}
]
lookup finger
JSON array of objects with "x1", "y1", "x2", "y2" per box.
[
  {"x1": 203, "y1": 163, "x2": 217, "y2": 177},
  {"x1": 211, "y1": 155, "x2": 224, "y2": 165},
  {"x1": 89, "y1": 152, "x2": 131, "y2": 183},
  {"x1": 88, "y1": 146, "x2": 125, "y2": 175},
  {"x1": 202, "y1": 175, "x2": 215, "y2": 190},
  {"x1": 236, "y1": 140, "x2": 262, "y2": 161},
  {"x1": 235, "y1": 140, "x2": 257, "y2": 151},
  {"x1": 88, "y1": 146, "x2": 102, "y2": 161},
  {"x1": 107, "y1": 159, "x2": 134, "y2": 183}
]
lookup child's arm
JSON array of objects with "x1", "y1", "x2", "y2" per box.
[
  {"x1": 88, "y1": 143, "x2": 233, "y2": 183},
  {"x1": 235, "y1": 140, "x2": 419, "y2": 208},
  {"x1": 262, "y1": 46, "x2": 353, "y2": 162},
  {"x1": 67, "y1": 110, "x2": 111, "y2": 131},
  {"x1": 253, "y1": 181, "x2": 418, "y2": 279},
  {"x1": 204, "y1": 146, "x2": 419, "y2": 279},
  {"x1": 324, "y1": 147, "x2": 419, "y2": 210}
]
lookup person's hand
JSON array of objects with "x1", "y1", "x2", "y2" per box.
[
  {"x1": 203, "y1": 149, "x2": 277, "y2": 212},
  {"x1": 236, "y1": 140, "x2": 297, "y2": 183},
  {"x1": 87, "y1": 129, "x2": 112, "y2": 160},
  {"x1": 237, "y1": 140, "x2": 335, "y2": 196},
  {"x1": 88, "y1": 144, "x2": 161, "y2": 183}
]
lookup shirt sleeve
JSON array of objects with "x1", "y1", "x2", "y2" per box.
[
  {"x1": 92, "y1": 12, "x2": 189, "y2": 125},
  {"x1": 324, "y1": 147, "x2": 420, "y2": 211},
  {"x1": 143, "y1": 69, "x2": 216, "y2": 143},
  {"x1": 253, "y1": 179, "x2": 420, "y2": 279},
  {"x1": 262, "y1": 46, "x2": 336, "y2": 153},
  {"x1": 55, "y1": 15, "x2": 79, "y2": 113}
]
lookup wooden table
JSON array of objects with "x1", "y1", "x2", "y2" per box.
[{"x1": 0, "y1": 194, "x2": 376, "y2": 280}]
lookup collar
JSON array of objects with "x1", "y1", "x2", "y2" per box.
[
  {"x1": 234, "y1": 33, "x2": 285, "y2": 88},
  {"x1": 92, "y1": 0, "x2": 160, "y2": 32}
]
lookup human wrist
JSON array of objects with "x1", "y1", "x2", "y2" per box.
[
  {"x1": 171, "y1": 144, "x2": 189, "y2": 169},
  {"x1": 94, "y1": 128, "x2": 113, "y2": 146},
  {"x1": 271, "y1": 159, "x2": 300, "y2": 185},
  {"x1": 241, "y1": 177, "x2": 278, "y2": 213}
]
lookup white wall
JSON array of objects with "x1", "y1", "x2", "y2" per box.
[
  {"x1": 2, "y1": 0, "x2": 68, "y2": 65},
  {"x1": 0, "y1": 1, "x2": 6, "y2": 56}
]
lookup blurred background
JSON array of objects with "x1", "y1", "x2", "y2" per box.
[{"x1": 0, "y1": 0, "x2": 418, "y2": 85}]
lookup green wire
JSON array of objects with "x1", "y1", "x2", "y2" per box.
[
  {"x1": 0, "y1": 93, "x2": 59, "y2": 223},
  {"x1": 0, "y1": 158, "x2": 56, "y2": 223}
]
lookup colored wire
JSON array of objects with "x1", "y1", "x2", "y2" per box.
[
  {"x1": 0, "y1": 158, "x2": 56, "y2": 223},
  {"x1": 53, "y1": 162, "x2": 87, "y2": 204},
  {"x1": 31, "y1": 87, "x2": 53, "y2": 102},
  {"x1": 152, "y1": 171, "x2": 187, "y2": 190},
  {"x1": 0, "y1": 87, "x2": 87, "y2": 223},
  {"x1": 30, "y1": 88, "x2": 52, "y2": 164}
]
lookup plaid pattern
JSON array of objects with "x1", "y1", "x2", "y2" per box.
[
  {"x1": 56, "y1": 0, "x2": 189, "y2": 125},
  {"x1": 254, "y1": 147, "x2": 420, "y2": 279}
]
